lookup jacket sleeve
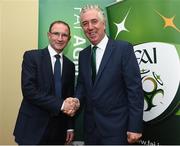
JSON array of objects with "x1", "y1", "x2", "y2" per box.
[
  {"x1": 66, "y1": 61, "x2": 75, "y2": 129},
  {"x1": 75, "y1": 51, "x2": 86, "y2": 105},
  {"x1": 21, "y1": 51, "x2": 63, "y2": 116},
  {"x1": 122, "y1": 43, "x2": 144, "y2": 133}
]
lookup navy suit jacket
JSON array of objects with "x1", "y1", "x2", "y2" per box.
[
  {"x1": 13, "y1": 48, "x2": 75, "y2": 144},
  {"x1": 76, "y1": 39, "x2": 144, "y2": 141}
]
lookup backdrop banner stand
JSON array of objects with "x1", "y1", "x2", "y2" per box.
[{"x1": 107, "y1": 0, "x2": 180, "y2": 144}]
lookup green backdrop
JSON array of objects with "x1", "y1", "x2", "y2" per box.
[
  {"x1": 107, "y1": 0, "x2": 180, "y2": 144},
  {"x1": 39, "y1": 0, "x2": 180, "y2": 144}
]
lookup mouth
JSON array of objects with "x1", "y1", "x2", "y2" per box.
[
  {"x1": 88, "y1": 32, "x2": 96, "y2": 39},
  {"x1": 56, "y1": 42, "x2": 64, "y2": 46}
]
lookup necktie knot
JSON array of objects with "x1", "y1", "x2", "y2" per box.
[
  {"x1": 55, "y1": 54, "x2": 60, "y2": 59},
  {"x1": 92, "y1": 46, "x2": 97, "y2": 52}
]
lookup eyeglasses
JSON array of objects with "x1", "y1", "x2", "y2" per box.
[{"x1": 50, "y1": 32, "x2": 69, "y2": 38}]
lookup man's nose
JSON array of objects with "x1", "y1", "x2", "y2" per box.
[
  {"x1": 87, "y1": 23, "x2": 93, "y2": 30},
  {"x1": 57, "y1": 34, "x2": 63, "y2": 40}
]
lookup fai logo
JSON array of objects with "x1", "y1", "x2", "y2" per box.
[{"x1": 134, "y1": 42, "x2": 180, "y2": 122}]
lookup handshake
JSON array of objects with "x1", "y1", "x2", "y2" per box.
[{"x1": 62, "y1": 97, "x2": 80, "y2": 117}]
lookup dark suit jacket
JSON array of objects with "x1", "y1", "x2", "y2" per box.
[
  {"x1": 76, "y1": 39, "x2": 144, "y2": 143},
  {"x1": 13, "y1": 48, "x2": 75, "y2": 144}
]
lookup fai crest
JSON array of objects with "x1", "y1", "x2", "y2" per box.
[{"x1": 134, "y1": 42, "x2": 180, "y2": 122}]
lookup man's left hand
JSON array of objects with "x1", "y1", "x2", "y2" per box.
[
  {"x1": 65, "y1": 131, "x2": 74, "y2": 145},
  {"x1": 127, "y1": 131, "x2": 142, "y2": 144}
]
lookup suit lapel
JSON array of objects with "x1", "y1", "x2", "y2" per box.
[
  {"x1": 42, "y1": 48, "x2": 54, "y2": 88},
  {"x1": 78, "y1": 46, "x2": 92, "y2": 87},
  {"x1": 85, "y1": 46, "x2": 93, "y2": 86},
  {"x1": 61, "y1": 55, "x2": 68, "y2": 86},
  {"x1": 94, "y1": 39, "x2": 113, "y2": 85}
]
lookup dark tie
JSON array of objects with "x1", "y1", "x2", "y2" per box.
[
  {"x1": 91, "y1": 46, "x2": 97, "y2": 84},
  {"x1": 54, "y1": 54, "x2": 62, "y2": 97}
]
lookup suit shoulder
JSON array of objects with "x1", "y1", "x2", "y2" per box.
[
  {"x1": 24, "y1": 48, "x2": 47, "y2": 55},
  {"x1": 79, "y1": 45, "x2": 90, "y2": 55},
  {"x1": 110, "y1": 38, "x2": 132, "y2": 47},
  {"x1": 24, "y1": 48, "x2": 43, "y2": 56},
  {"x1": 63, "y1": 55, "x2": 75, "y2": 66},
  {"x1": 109, "y1": 39, "x2": 133, "y2": 54},
  {"x1": 23, "y1": 48, "x2": 48, "y2": 62}
]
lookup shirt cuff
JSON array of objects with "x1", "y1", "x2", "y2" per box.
[
  {"x1": 61, "y1": 101, "x2": 65, "y2": 111},
  {"x1": 67, "y1": 129, "x2": 74, "y2": 132}
]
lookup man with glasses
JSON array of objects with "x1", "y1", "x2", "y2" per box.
[{"x1": 13, "y1": 20, "x2": 78, "y2": 145}]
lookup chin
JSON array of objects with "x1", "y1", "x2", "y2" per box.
[{"x1": 92, "y1": 40, "x2": 98, "y2": 45}]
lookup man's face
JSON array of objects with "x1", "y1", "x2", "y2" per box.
[
  {"x1": 48, "y1": 23, "x2": 70, "y2": 53},
  {"x1": 81, "y1": 9, "x2": 106, "y2": 45}
]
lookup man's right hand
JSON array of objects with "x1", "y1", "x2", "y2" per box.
[{"x1": 62, "y1": 97, "x2": 80, "y2": 117}]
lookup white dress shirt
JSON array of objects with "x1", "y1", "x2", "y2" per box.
[
  {"x1": 91, "y1": 34, "x2": 109, "y2": 73},
  {"x1": 48, "y1": 45, "x2": 63, "y2": 74}
]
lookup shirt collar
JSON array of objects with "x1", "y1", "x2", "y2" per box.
[
  {"x1": 48, "y1": 44, "x2": 63, "y2": 58},
  {"x1": 91, "y1": 34, "x2": 109, "y2": 50}
]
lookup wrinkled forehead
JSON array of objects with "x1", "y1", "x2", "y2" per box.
[
  {"x1": 82, "y1": 10, "x2": 99, "y2": 20},
  {"x1": 81, "y1": 9, "x2": 105, "y2": 24}
]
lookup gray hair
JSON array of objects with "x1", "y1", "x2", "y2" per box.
[{"x1": 80, "y1": 4, "x2": 106, "y2": 23}]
